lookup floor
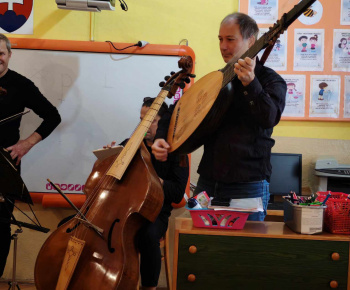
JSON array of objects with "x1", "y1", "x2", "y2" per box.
[{"x1": 0, "y1": 281, "x2": 35, "y2": 289}]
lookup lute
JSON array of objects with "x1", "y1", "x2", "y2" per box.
[{"x1": 167, "y1": 0, "x2": 317, "y2": 154}]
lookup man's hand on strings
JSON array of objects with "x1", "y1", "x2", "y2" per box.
[
  {"x1": 152, "y1": 139, "x2": 170, "y2": 161},
  {"x1": 234, "y1": 56, "x2": 256, "y2": 87}
]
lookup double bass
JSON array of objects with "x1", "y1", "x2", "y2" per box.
[
  {"x1": 166, "y1": 0, "x2": 316, "y2": 154},
  {"x1": 34, "y1": 56, "x2": 193, "y2": 290}
]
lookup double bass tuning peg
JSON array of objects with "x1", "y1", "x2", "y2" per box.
[
  {"x1": 159, "y1": 81, "x2": 165, "y2": 87},
  {"x1": 188, "y1": 73, "x2": 196, "y2": 78},
  {"x1": 164, "y1": 76, "x2": 171, "y2": 81},
  {"x1": 182, "y1": 77, "x2": 191, "y2": 84},
  {"x1": 176, "y1": 82, "x2": 186, "y2": 89}
]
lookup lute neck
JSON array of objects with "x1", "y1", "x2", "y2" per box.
[
  {"x1": 220, "y1": 36, "x2": 266, "y2": 88},
  {"x1": 220, "y1": 0, "x2": 317, "y2": 88}
]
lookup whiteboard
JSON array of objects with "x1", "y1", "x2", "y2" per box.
[{"x1": 9, "y1": 48, "x2": 183, "y2": 193}]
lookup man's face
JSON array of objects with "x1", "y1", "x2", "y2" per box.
[
  {"x1": 0, "y1": 40, "x2": 11, "y2": 78},
  {"x1": 140, "y1": 106, "x2": 160, "y2": 143},
  {"x1": 219, "y1": 21, "x2": 253, "y2": 63}
]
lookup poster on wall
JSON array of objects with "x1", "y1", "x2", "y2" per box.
[
  {"x1": 344, "y1": 76, "x2": 350, "y2": 118},
  {"x1": 257, "y1": 28, "x2": 287, "y2": 71},
  {"x1": 332, "y1": 29, "x2": 350, "y2": 71},
  {"x1": 341, "y1": 0, "x2": 350, "y2": 25},
  {"x1": 248, "y1": 0, "x2": 278, "y2": 24},
  {"x1": 294, "y1": 29, "x2": 324, "y2": 71},
  {"x1": 281, "y1": 75, "x2": 305, "y2": 117},
  {"x1": 297, "y1": 0, "x2": 323, "y2": 26},
  {"x1": 0, "y1": 0, "x2": 34, "y2": 34},
  {"x1": 309, "y1": 75, "x2": 340, "y2": 118}
]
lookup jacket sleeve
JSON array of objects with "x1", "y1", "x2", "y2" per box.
[
  {"x1": 162, "y1": 154, "x2": 189, "y2": 204},
  {"x1": 154, "y1": 101, "x2": 177, "y2": 140},
  {"x1": 23, "y1": 79, "x2": 61, "y2": 139},
  {"x1": 237, "y1": 68, "x2": 287, "y2": 129}
]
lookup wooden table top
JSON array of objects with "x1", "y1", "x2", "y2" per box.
[{"x1": 175, "y1": 217, "x2": 350, "y2": 241}]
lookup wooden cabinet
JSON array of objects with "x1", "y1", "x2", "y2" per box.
[{"x1": 173, "y1": 218, "x2": 350, "y2": 290}]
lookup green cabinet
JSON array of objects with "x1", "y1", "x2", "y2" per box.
[{"x1": 174, "y1": 219, "x2": 350, "y2": 290}]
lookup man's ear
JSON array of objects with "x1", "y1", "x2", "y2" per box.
[{"x1": 248, "y1": 35, "x2": 256, "y2": 48}]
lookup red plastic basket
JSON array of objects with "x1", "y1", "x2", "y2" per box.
[
  {"x1": 187, "y1": 207, "x2": 250, "y2": 230},
  {"x1": 317, "y1": 192, "x2": 350, "y2": 234}
]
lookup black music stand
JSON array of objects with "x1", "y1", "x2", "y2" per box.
[{"x1": 0, "y1": 147, "x2": 49, "y2": 290}]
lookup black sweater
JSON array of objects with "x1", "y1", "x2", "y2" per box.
[
  {"x1": 120, "y1": 139, "x2": 189, "y2": 222},
  {"x1": 0, "y1": 69, "x2": 61, "y2": 148}
]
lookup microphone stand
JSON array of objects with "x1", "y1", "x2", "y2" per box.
[
  {"x1": 0, "y1": 196, "x2": 49, "y2": 290},
  {"x1": 9, "y1": 214, "x2": 22, "y2": 290}
]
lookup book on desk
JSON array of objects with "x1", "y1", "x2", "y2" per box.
[{"x1": 208, "y1": 197, "x2": 263, "y2": 212}]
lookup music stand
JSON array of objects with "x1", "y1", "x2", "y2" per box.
[{"x1": 0, "y1": 147, "x2": 49, "y2": 290}]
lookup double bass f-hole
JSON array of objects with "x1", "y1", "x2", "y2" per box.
[{"x1": 108, "y1": 218, "x2": 121, "y2": 253}]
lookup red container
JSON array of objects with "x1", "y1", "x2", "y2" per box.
[
  {"x1": 187, "y1": 207, "x2": 250, "y2": 229},
  {"x1": 317, "y1": 192, "x2": 350, "y2": 234}
]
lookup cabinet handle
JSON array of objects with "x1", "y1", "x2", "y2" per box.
[
  {"x1": 188, "y1": 274, "x2": 196, "y2": 282},
  {"x1": 331, "y1": 252, "x2": 340, "y2": 261},
  {"x1": 330, "y1": 280, "x2": 338, "y2": 288},
  {"x1": 189, "y1": 245, "x2": 197, "y2": 254}
]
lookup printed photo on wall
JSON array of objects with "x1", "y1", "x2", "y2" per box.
[
  {"x1": 297, "y1": 0, "x2": 323, "y2": 26},
  {"x1": 310, "y1": 75, "x2": 340, "y2": 118},
  {"x1": 341, "y1": 0, "x2": 350, "y2": 25},
  {"x1": 281, "y1": 75, "x2": 305, "y2": 117},
  {"x1": 248, "y1": 0, "x2": 278, "y2": 24},
  {"x1": 257, "y1": 28, "x2": 287, "y2": 71},
  {"x1": 344, "y1": 76, "x2": 350, "y2": 118},
  {"x1": 332, "y1": 29, "x2": 350, "y2": 71},
  {"x1": 294, "y1": 29, "x2": 324, "y2": 71}
]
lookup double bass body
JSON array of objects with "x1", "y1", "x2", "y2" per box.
[{"x1": 34, "y1": 143, "x2": 163, "y2": 290}]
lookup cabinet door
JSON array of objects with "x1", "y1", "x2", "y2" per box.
[{"x1": 177, "y1": 234, "x2": 349, "y2": 290}]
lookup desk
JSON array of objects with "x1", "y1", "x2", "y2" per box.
[{"x1": 173, "y1": 218, "x2": 350, "y2": 290}]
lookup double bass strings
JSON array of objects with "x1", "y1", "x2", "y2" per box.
[
  {"x1": 72, "y1": 95, "x2": 168, "y2": 241},
  {"x1": 72, "y1": 162, "x2": 120, "y2": 240}
]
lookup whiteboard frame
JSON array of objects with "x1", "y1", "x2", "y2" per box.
[{"x1": 8, "y1": 38, "x2": 195, "y2": 200}]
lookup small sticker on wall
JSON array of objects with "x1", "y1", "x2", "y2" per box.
[{"x1": 298, "y1": 0, "x2": 323, "y2": 26}]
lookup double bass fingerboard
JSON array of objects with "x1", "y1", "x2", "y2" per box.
[{"x1": 106, "y1": 90, "x2": 169, "y2": 180}]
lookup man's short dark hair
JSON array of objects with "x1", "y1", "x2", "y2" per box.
[
  {"x1": 142, "y1": 97, "x2": 168, "y2": 117},
  {"x1": 221, "y1": 12, "x2": 259, "y2": 40},
  {"x1": 0, "y1": 33, "x2": 11, "y2": 53}
]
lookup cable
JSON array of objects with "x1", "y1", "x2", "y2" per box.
[{"x1": 105, "y1": 40, "x2": 148, "y2": 51}]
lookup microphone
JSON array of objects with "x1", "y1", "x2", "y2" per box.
[{"x1": 137, "y1": 40, "x2": 149, "y2": 48}]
